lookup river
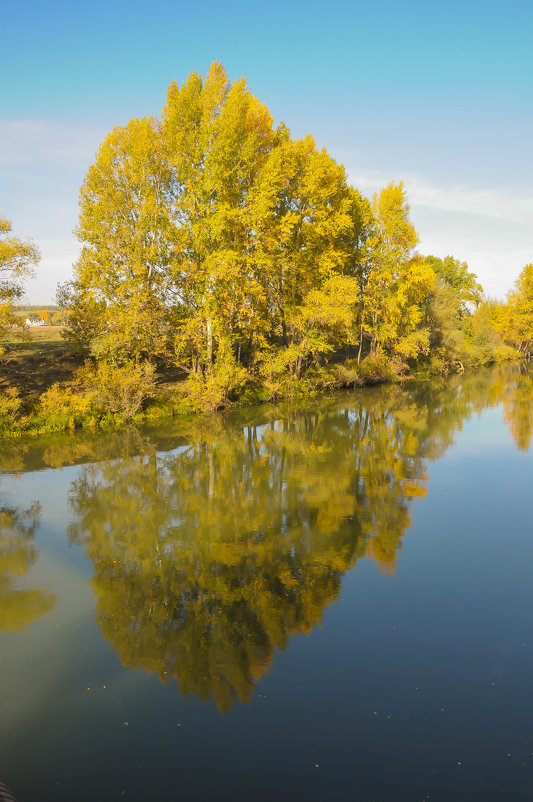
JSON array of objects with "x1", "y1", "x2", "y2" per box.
[{"x1": 0, "y1": 364, "x2": 532, "y2": 801}]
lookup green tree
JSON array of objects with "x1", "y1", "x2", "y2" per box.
[{"x1": 424, "y1": 255, "x2": 483, "y2": 313}]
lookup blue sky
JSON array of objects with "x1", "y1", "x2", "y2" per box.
[{"x1": 1, "y1": 0, "x2": 532, "y2": 301}]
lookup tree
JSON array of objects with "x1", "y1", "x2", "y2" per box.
[
  {"x1": 0, "y1": 217, "x2": 40, "y2": 348},
  {"x1": 71, "y1": 117, "x2": 175, "y2": 361},
  {"x1": 66, "y1": 63, "x2": 369, "y2": 384},
  {"x1": 361, "y1": 183, "x2": 434, "y2": 360},
  {"x1": 424, "y1": 254, "x2": 483, "y2": 313},
  {"x1": 161, "y1": 63, "x2": 277, "y2": 373},
  {"x1": 246, "y1": 137, "x2": 367, "y2": 364},
  {"x1": 507, "y1": 263, "x2": 533, "y2": 353}
]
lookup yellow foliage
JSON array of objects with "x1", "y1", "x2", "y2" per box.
[{"x1": 76, "y1": 359, "x2": 157, "y2": 418}]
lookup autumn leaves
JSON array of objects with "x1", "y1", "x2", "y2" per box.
[
  {"x1": 58, "y1": 62, "x2": 530, "y2": 412},
  {"x1": 64, "y1": 65, "x2": 434, "y2": 396}
]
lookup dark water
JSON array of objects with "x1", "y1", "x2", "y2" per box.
[{"x1": 1, "y1": 365, "x2": 533, "y2": 801}]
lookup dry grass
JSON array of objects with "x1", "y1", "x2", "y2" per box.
[{"x1": 1, "y1": 327, "x2": 86, "y2": 400}]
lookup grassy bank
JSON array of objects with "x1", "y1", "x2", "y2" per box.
[{"x1": 0, "y1": 328, "x2": 519, "y2": 440}]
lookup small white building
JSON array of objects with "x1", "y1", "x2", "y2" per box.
[{"x1": 25, "y1": 317, "x2": 46, "y2": 327}]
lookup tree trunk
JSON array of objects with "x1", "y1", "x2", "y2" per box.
[
  {"x1": 206, "y1": 318, "x2": 213, "y2": 366},
  {"x1": 357, "y1": 324, "x2": 363, "y2": 364}
]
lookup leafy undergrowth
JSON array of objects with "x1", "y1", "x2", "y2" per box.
[{"x1": 0, "y1": 349, "x2": 518, "y2": 440}]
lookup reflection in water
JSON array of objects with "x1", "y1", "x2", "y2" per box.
[
  {"x1": 4, "y1": 364, "x2": 531, "y2": 711},
  {"x1": 65, "y1": 372, "x2": 497, "y2": 713},
  {"x1": 503, "y1": 367, "x2": 533, "y2": 451},
  {"x1": 0, "y1": 502, "x2": 56, "y2": 631}
]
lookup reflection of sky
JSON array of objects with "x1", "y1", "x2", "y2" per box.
[
  {"x1": 1, "y1": 0, "x2": 531, "y2": 301},
  {"x1": 1, "y1": 466, "x2": 85, "y2": 566}
]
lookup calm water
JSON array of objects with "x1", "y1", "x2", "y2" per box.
[{"x1": 1, "y1": 365, "x2": 533, "y2": 801}]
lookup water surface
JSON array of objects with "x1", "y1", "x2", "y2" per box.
[{"x1": 1, "y1": 365, "x2": 533, "y2": 801}]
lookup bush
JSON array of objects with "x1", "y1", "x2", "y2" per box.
[
  {"x1": 36, "y1": 384, "x2": 100, "y2": 432},
  {"x1": 334, "y1": 362, "x2": 364, "y2": 388},
  {"x1": 0, "y1": 387, "x2": 24, "y2": 437},
  {"x1": 76, "y1": 360, "x2": 158, "y2": 418},
  {"x1": 183, "y1": 353, "x2": 248, "y2": 412},
  {"x1": 358, "y1": 354, "x2": 402, "y2": 384}
]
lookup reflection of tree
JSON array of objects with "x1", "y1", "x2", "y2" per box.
[
  {"x1": 53, "y1": 363, "x2": 530, "y2": 711},
  {"x1": 0, "y1": 502, "x2": 56, "y2": 631},
  {"x1": 66, "y1": 386, "x2": 440, "y2": 712},
  {"x1": 502, "y1": 368, "x2": 533, "y2": 451}
]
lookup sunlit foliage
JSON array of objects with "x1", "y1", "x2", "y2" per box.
[
  {"x1": 0, "y1": 217, "x2": 40, "y2": 351},
  {"x1": 55, "y1": 62, "x2": 512, "y2": 419}
]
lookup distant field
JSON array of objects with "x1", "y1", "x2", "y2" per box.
[{"x1": 3, "y1": 326, "x2": 66, "y2": 346}]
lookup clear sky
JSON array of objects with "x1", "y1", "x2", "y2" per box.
[{"x1": 1, "y1": 0, "x2": 532, "y2": 302}]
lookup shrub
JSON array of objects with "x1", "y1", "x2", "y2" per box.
[
  {"x1": 183, "y1": 353, "x2": 248, "y2": 413},
  {"x1": 76, "y1": 360, "x2": 158, "y2": 418},
  {"x1": 358, "y1": 354, "x2": 402, "y2": 384},
  {"x1": 36, "y1": 384, "x2": 100, "y2": 432},
  {"x1": 334, "y1": 362, "x2": 364, "y2": 388},
  {"x1": 0, "y1": 387, "x2": 24, "y2": 437}
]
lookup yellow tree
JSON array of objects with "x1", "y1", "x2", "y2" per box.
[
  {"x1": 0, "y1": 217, "x2": 40, "y2": 350},
  {"x1": 162, "y1": 63, "x2": 276, "y2": 373},
  {"x1": 69, "y1": 63, "x2": 370, "y2": 386},
  {"x1": 248, "y1": 136, "x2": 355, "y2": 341},
  {"x1": 72, "y1": 116, "x2": 175, "y2": 362},
  {"x1": 507, "y1": 264, "x2": 533, "y2": 354},
  {"x1": 246, "y1": 137, "x2": 368, "y2": 380},
  {"x1": 362, "y1": 183, "x2": 434, "y2": 360}
]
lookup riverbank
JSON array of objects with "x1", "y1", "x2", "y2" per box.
[{"x1": 0, "y1": 327, "x2": 518, "y2": 440}]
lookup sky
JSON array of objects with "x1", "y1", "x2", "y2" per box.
[{"x1": 1, "y1": 0, "x2": 532, "y2": 302}]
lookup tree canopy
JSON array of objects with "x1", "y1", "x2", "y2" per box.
[
  {"x1": 63, "y1": 65, "x2": 443, "y2": 391},
  {"x1": 0, "y1": 217, "x2": 40, "y2": 348},
  {"x1": 51, "y1": 62, "x2": 530, "y2": 416}
]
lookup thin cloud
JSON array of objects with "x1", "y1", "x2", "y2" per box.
[
  {"x1": 344, "y1": 169, "x2": 533, "y2": 299},
  {"x1": 0, "y1": 118, "x2": 104, "y2": 165},
  {"x1": 348, "y1": 169, "x2": 533, "y2": 225}
]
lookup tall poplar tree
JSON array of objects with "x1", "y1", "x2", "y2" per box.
[
  {"x1": 73, "y1": 117, "x2": 175, "y2": 361},
  {"x1": 161, "y1": 63, "x2": 277, "y2": 372},
  {"x1": 362, "y1": 183, "x2": 434, "y2": 360},
  {"x1": 69, "y1": 63, "x2": 370, "y2": 379}
]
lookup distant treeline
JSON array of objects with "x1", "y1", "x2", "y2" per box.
[
  {"x1": 14, "y1": 308, "x2": 66, "y2": 325},
  {"x1": 15, "y1": 305, "x2": 61, "y2": 312}
]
